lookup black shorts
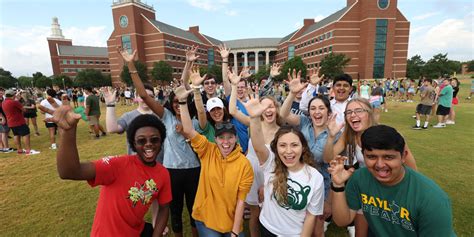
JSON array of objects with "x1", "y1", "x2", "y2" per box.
[
  {"x1": 436, "y1": 105, "x2": 450, "y2": 116},
  {"x1": 416, "y1": 104, "x2": 432, "y2": 115},
  {"x1": 45, "y1": 122, "x2": 58, "y2": 128},
  {"x1": 24, "y1": 112, "x2": 37, "y2": 118},
  {"x1": 11, "y1": 124, "x2": 30, "y2": 136}
]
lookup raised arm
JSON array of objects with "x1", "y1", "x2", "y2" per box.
[
  {"x1": 228, "y1": 68, "x2": 250, "y2": 126},
  {"x1": 300, "y1": 67, "x2": 324, "y2": 112},
  {"x1": 218, "y1": 44, "x2": 232, "y2": 96},
  {"x1": 182, "y1": 46, "x2": 199, "y2": 90},
  {"x1": 328, "y1": 156, "x2": 357, "y2": 227},
  {"x1": 323, "y1": 113, "x2": 344, "y2": 163},
  {"x1": 189, "y1": 66, "x2": 208, "y2": 129},
  {"x1": 118, "y1": 47, "x2": 165, "y2": 118},
  {"x1": 175, "y1": 86, "x2": 198, "y2": 139},
  {"x1": 102, "y1": 87, "x2": 123, "y2": 133},
  {"x1": 244, "y1": 94, "x2": 272, "y2": 165},
  {"x1": 280, "y1": 69, "x2": 307, "y2": 126},
  {"x1": 52, "y1": 103, "x2": 95, "y2": 180}
]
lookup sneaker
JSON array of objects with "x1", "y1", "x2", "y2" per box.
[
  {"x1": 26, "y1": 149, "x2": 40, "y2": 155},
  {"x1": 1, "y1": 148, "x2": 14, "y2": 153},
  {"x1": 95, "y1": 134, "x2": 100, "y2": 139},
  {"x1": 35, "y1": 132, "x2": 40, "y2": 136},
  {"x1": 324, "y1": 221, "x2": 330, "y2": 232},
  {"x1": 433, "y1": 123, "x2": 446, "y2": 128},
  {"x1": 347, "y1": 226, "x2": 355, "y2": 237},
  {"x1": 50, "y1": 144, "x2": 57, "y2": 150},
  {"x1": 384, "y1": 109, "x2": 388, "y2": 112},
  {"x1": 445, "y1": 120, "x2": 455, "y2": 125},
  {"x1": 101, "y1": 132, "x2": 107, "y2": 136},
  {"x1": 412, "y1": 115, "x2": 417, "y2": 119},
  {"x1": 412, "y1": 125, "x2": 421, "y2": 130},
  {"x1": 422, "y1": 126, "x2": 428, "y2": 130}
]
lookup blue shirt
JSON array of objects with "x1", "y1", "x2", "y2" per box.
[{"x1": 228, "y1": 96, "x2": 249, "y2": 153}]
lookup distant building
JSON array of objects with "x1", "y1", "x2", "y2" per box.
[{"x1": 47, "y1": 17, "x2": 110, "y2": 78}]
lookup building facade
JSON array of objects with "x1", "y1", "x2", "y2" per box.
[{"x1": 47, "y1": 17, "x2": 110, "y2": 78}]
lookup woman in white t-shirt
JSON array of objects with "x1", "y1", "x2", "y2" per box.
[{"x1": 244, "y1": 95, "x2": 324, "y2": 237}]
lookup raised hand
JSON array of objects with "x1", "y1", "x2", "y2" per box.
[
  {"x1": 217, "y1": 44, "x2": 230, "y2": 59},
  {"x1": 270, "y1": 63, "x2": 281, "y2": 77},
  {"x1": 117, "y1": 47, "x2": 137, "y2": 62},
  {"x1": 243, "y1": 93, "x2": 272, "y2": 118},
  {"x1": 327, "y1": 113, "x2": 344, "y2": 137},
  {"x1": 309, "y1": 67, "x2": 325, "y2": 86},
  {"x1": 227, "y1": 67, "x2": 241, "y2": 86},
  {"x1": 174, "y1": 86, "x2": 193, "y2": 102},
  {"x1": 240, "y1": 66, "x2": 252, "y2": 79},
  {"x1": 101, "y1": 87, "x2": 116, "y2": 105},
  {"x1": 185, "y1": 45, "x2": 199, "y2": 62},
  {"x1": 50, "y1": 104, "x2": 82, "y2": 130},
  {"x1": 328, "y1": 156, "x2": 355, "y2": 186},
  {"x1": 285, "y1": 69, "x2": 307, "y2": 94},
  {"x1": 189, "y1": 66, "x2": 207, "y2": 86}
]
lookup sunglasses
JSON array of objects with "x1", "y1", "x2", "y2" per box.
[
  {"x1": 134, "y1": 136, "x2": 161, "y2": 146},
  {"x1": 215, "y1": 123, "x2": 234, "y2": 130},
  {"x1": 204, "y1": 81, "x2": 216, "y2": 85}
]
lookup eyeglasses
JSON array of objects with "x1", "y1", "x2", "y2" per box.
[
  {"x1": 344, "y1": 108, "x2": 368, "y2": 117},
  {"x1": 134, "y1": 136, "x2": 161, "y2": 146},
  {"x1": 215, "y1": 123, "x2": 234, "y2": 130},
  {"x1": 204, "y1": 81, "x2": 216, "y2": 85}
]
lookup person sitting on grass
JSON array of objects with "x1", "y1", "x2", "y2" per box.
[
  {"x1": 53, "y1": 104, "x2": 171, "y2": 237},
  {"x1": 329, "y1": 125, "x2": 456, "y2": 236}
]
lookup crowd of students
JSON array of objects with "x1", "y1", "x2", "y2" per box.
[{"x1": 3, "y1": 45, "x2": 458, "y2": 236}]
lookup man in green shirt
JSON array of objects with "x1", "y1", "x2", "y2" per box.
[
  {"x1": 329, "y1": 125, "x2": 456, "y2": 236},
  {"x1": 85, "y1": 87, "x2": 106, "y2": 138},
  {"x1": 433, "y1": 79, "x2": 453, "y2": 128}
]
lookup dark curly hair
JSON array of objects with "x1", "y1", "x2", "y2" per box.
[{"x1": 127, "y1": 114, "x2": 167, "y2": 152}]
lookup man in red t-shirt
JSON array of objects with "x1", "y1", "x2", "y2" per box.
[
  {"x1": 2, "y1": 89, "x2": 39, "y2": 155},
  {"x1": 53, "y1": 102, "x2": 171, "y2": 237}
]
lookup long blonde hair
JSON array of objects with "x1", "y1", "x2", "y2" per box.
[
  {"x1": 342, "y1": 98, "x2": 376, "y2": 156},
  {"x1": 269, "y1": 126, "x2": 315, "y2": 207}
]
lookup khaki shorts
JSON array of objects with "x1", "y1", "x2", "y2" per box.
[{"x1": 88, "y1": 115, "x2": 99, "y2": 125}]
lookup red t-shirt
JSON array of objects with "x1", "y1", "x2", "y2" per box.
[
  {"x1": 87, "y1": 155, "x2": 172, "y2": 237},
  {"x1": 2, "y1": 98, "x2": 25, "y2": 127}
]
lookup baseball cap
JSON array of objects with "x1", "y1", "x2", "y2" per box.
[
  {"x1": 215, "y1": 122, "x2": 236, "y2": 137},
  {"x1": 5, "y1": 89, "x2": 15, "y2": 97},
  {"x1": 206, "y1": 97, "x2": 224, "y2": 112}
]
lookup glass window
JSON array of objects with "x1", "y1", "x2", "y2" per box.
[
  {"x1": 69, "y1": 60, "x2": 74, "y2": 64},
  {"x1": 62, "y1": 60, "x2": 67, "y2": 64},
  {"x1": 378, "y1": 0, "x2": 389, "y2": 9},
  {"x1": 376, "y1": 27, "x2": 387, "y2": 35},
  {"x1": 375, "y1": 42, "x2": 386, "y2": 50},
  {"x1": 288, "y1": 45, "x2": 295, "y2": 59},
  {"x1": 376, "y1": 34, "x2": 387, "y2": 42},
  {"x1": 208, "y1": 48, "x2": 215, "y2": 66},
  {"x1": 121, "y1": 35, "x2": 132, "y2": 54},
  {"x1": 373, "y1": 65, "x2": 385, "y2": 78},
  {"x1": 376, "y1": 19, "x2": 388, "y2": 27},
  {"x1": 374, "y1": 57, "x2": 385, "y2": 65},
  {"x1": 374, "y1": 49, "x2": 385, "y2": 57}
]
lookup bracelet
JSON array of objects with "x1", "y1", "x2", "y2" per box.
[
  {"x1": 223, "y1": 61, "x2": 228, "y2": 63},
  {"x1": 191, "y1": 84, "x2": 203, "y2": 90},
  {"x1": 178, "y1": 101, "x2": 187, "y2": 105},
  {"x1": 231, "y1": 231, "x2": 238, "y2": 236},
  {"x1": 106, "y1": 104, "x2": 116, "y2": 107},
  {"x1": 129, "y1": 70, "x2": 138, "y2": 74},
  {"x1": 331, "y1": 183, "x2": 345, "y2": 192}
]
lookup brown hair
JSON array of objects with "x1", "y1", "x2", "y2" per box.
[
  {"x1": 259, "y1": 96, "x2": 283, "y2": 126},
  {"x1": 269, "y1": 126, "x2": 315, "y2": 207}
]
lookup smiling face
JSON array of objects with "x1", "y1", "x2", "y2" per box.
[
  {"x1": 345, "y1": 101, "x2": 371, "y2": 133},
  {"x1": 364, "y1": 149, "x2": 406, "y2": 186},
  {"x1": 309, "y1": 98, "x2": 330, "y2": 127},
  {"x1": 215, "y1": 132, "x2": 237, "y2": 157},
  {"x1": 261, "y1": 98, "x2": 277, "y2": 124},
  {"x1": 333, "y1": 80, "x2": 352, "y2": 102},
  {"x1": 134, "y1": 126, "x2": 162, "y2": 166},
  {"x1": 276, "y1": 132, "x2": 304, "y2": 171},
  {"x1": 209, "y1": 107, "x2": 224, "y2": 123},
  {"x1": 236, "y1": 80, "x2": 247, "y2": 100},
  {"x1": 203, "y1": 78, "x2": 217, "y2": 95}
]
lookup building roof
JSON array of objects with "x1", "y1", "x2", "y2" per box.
[
  {"x1": 302, "y1": 6, "x2": 350, "y2": 36},
  {"x1": 203, "y1": 34, "x2": 223, "y2": 46},
  {"x1": 58, "y1": 45, "x2": 108, "y2": 57},
  {"x1": 223, "y1": 38, "x2": 281, "y2": 50},
  {"x1": 279, "y1": 30, "x2": 298, "y2": 44},
  {"x1": 149, "y1": 19, "x2": 203, "y2": 43}
]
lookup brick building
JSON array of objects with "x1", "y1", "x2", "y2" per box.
[{"x1": 47, "y1": 17, "x2": 110, "y2": 78}]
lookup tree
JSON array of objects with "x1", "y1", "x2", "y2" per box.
[
  {"x1": 199, "y1": 65, "x2": 222, "y2": 83},
  {"x1": 252, "y1": 66, "x2": 270, "y2": 83},
  {"x1": 406, "y1": 55, "x2": 425, "y2": 79},
  {"x1": 120, "y1": 61, "x2": 149, "y2": 86},
  {"x1": 32, "y1": 72, "x2": 51, "y2": 88},
  {"x1": 423, "y1": 53, "x2": 458, "y2": 78},
  {"x1": 151, "y1": 61, "x2": 173, "y2": 83},
  {"x1": 52, "y1": 75, "x2": 73, "y2": 88},
  {"x1": 277, "y1": 56, "x2": 307, "y2": 81},
  {"x1": 0, "y1": 68, "x2": 17, "y2": 88},
  {"x1": 18, "y1": 76, "x2": 33, "y2": 88},
  {"x1": 467, "y1": 60, "x2": 474, "y2": 72},
  {"x1": 74, "y1": 69, "x2": 108, "y2": 87},
  {"x1": 319, "y1": 53, "x2": 351, "y2": 79}
]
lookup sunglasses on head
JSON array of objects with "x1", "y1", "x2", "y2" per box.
[
  {"x1": 134, "y1": 136, "x2": 161, "y2": 146},
  {"x1": 215, "y1": 123, "x2": 234, "y2": 130}
]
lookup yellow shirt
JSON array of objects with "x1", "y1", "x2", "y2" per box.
[{"x1": 190, "y1": 134, "x2": 254, "y2": 233}]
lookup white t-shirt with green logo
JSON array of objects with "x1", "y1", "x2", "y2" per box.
[{"x1": 259, "y1": 150, "x2": 324, "y2": 236}]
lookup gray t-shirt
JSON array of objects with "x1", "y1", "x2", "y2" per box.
[
  {"x1": 117, "y1": 109, "x2": 164, "y2": 163},
  {"x1": 160, "y1": 108, "x2": 200, "y2": 169}
]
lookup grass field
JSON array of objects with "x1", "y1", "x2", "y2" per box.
[{"x1": 1, "y1": 76, "x2": 473, "y2": 236}]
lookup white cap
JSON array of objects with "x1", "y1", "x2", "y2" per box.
[{"x1": 206, "y1": 97, "x2": 224, "y2": 112}]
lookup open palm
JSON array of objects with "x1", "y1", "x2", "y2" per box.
[
  {"x1": 328, "y1": 156, "x2": 354, "y2": 186},
  {"x1": 286, "y1": 69, "x2": 307, "y2": 94},
  {"x1": 117, "y1": 47, "x2": 137, "y2": 62},
  {"x1": 174, "y1": 86, "x2": 192, "y2": 102},
  {"x1": 309, "y1": 67, "x2": 324, "y2": 86},
  {"x1": 270, "y1": 63, "x2": 281, "y2": 77},
  {"x1": 186, "y1": 46, "x2": 199, "y2": 62},
  {"x1": 190, "y1": 67, "x2": 206, "y2": 86},
  {"x1": 217, "y1": 44, "x2": 230, "y2": 58},
  {"x1": 244, "y1": 96, "x2": 271, "y2": 118},
  {"x1": 101, "y1": 87, "x2": 116, "y2": 104}
]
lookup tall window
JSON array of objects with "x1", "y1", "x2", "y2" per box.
[
  {"x1": 288, "y1": 45, "x2": 295, "y2": 59},
  {"x1": 121, "y1": 35, "x2": 132, "y2": 54},
  {"x1": 208, "y1": 48, "x2": 214, "y2": 67},
  {"x1": 373, "y1": 19, "x2": 388, "y2": 79}
]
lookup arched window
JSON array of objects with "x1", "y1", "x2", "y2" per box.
[{"x1": 378, "y1": 0, "x2": 389, "y2": 9}]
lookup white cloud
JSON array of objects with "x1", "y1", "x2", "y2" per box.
[
  {"x1": 412, "y1": 12, "x2": 440, "y2": 21},
  {"x1": 409, "y1": 12, "x2": 474, "y2": 61},
  {"x1": 0, "y1": 24, "x2": 108, "y2": 77},
  {"x1": 187, "y1": 0, "x2": 238, "y2": 16}
]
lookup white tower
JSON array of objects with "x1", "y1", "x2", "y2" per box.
[{"x1": 49, "y1": 17, "x2": 65, "y2": 39}]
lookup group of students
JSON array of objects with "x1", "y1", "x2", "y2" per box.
[{"x1": 52, "y1": 45, "x2": 456, "y2": 237}]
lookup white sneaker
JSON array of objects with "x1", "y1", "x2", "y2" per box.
[
  {"x1": 347, "y1": 226, "x2": 355, "y2": 237},
  {"x1": 50, "y1": 144, "x2": 57, "y2": 150},
  {"x1": 433, "y1": 123, "x2": 446, "y2": 128},
  {"x1": 445, "y1": 120, "x2": 455, "y2": 125},
  {"x1": 324, "y1": 221, "x2": 330, "y2": 232},
  {"x1": 26, "y1": 149, "x2": 40, "y2": 155}
]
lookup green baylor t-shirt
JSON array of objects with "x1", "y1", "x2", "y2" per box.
[{"x1": 345, "y1": 167, "x2": 456, "y2": 237}]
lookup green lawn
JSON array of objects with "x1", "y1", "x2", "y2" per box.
[{"x1": 1, "y1": 76, "x2": 473, "y2": 236}]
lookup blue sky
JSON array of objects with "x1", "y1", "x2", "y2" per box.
[{"x1": 0, "y1": 0, "x2": 473, "y2": 77}]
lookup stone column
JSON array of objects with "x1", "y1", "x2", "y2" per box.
[
  {"x1": 243, "y1": 51, "x2": 248, "y2": 67},
  {"x1": 265, "y1": 50, "x2": 270, "y2": 66},
  {"x1": 255, "y1": 51, "x2": 259, "y2": 72},
  {"x1": 232, "y1": 52, "x2": 238, "y2": 73}
]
